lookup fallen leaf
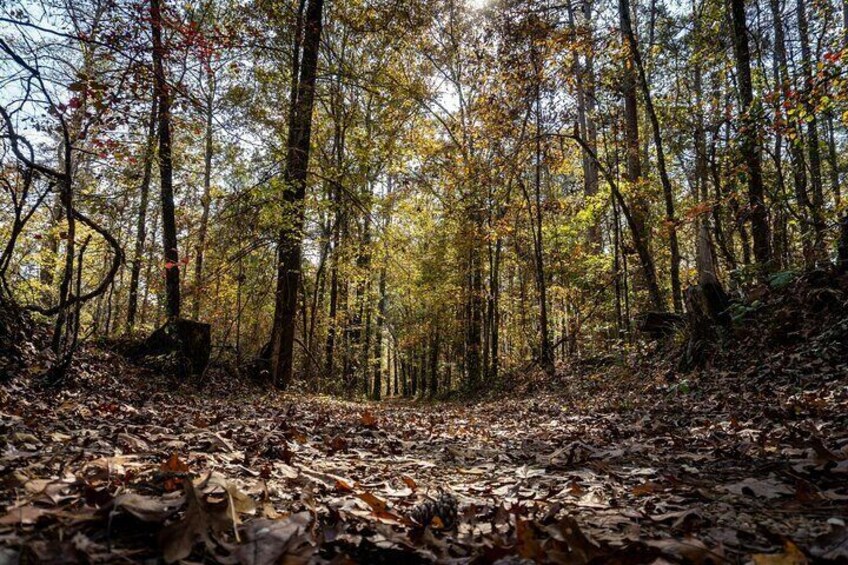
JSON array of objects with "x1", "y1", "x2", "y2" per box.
[
  {"x1": 232, "y1": 513, "x2": 315, "y2": 565},
  {"x1": 0, "y1": 505, "x2": 52, "y2": 525},
  {"x1": 753, "y1": 541, "x2": 808, "y2": 564},
  {"x1": 159, "y1": 481, "x2": 230, "y2": 563},
  {"x1": 160, "y1": 453, "x2": 190, "y2": 492},
  {"x1": 110, "y1": 492, "x2": 183, "y2": 523},
  {"x1": 724, "y1": 478, "x2": 793, "y2": 500},
  {"x1": 811, "y1": 524, "x2": 848, "y2": 560},
  {"x1": 360, "y1": 410, "x2": 378, "y2": 428}
]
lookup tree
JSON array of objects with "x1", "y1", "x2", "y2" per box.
[
  {"x1": 728, "y1": 0, "x2": 771, "y2": 270},
  {"x1": 269, "y1": 0, "x2": 325, "y2": 389},
  {"x1": 151, "y1": 0, "x2": 181, "y2": 319}
]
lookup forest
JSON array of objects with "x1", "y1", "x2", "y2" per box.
[{"x1": 1, "y1": 0, "x2": 847, "y2": 562}]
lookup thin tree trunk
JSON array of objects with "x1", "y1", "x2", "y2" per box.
[
  {"x1": 126, "y1": 95, "x2": 157, "y2": 333},
  {"x1": 826, "y1": 113, "x2": 840, "y2": 208},
  {"x1": 490, "y1": 238, "x2": 500, "y2": 380},
  {"x1": 429, "y1": 329, "x2": 439, "y2": 398},
  {"x1": 618, "y1": 0, "x2": 663, "y2": 311},
  {"x1": 621, "y1": 2, "x2": 682, "y2": 312},
  {"x1": 768, "y1": 0, "x2": 812, "y2": 262},
  {"x1": 570, "y1": 0, "x2": 600, "y2": 248},
  {"x1": 796, "y1": 0, "x2": 827, "y2": 262},
  {"x1": 192, "y1": 69, "x2": 215, "y2": 319},
  {"x1": 530, "y1": 68, "x2": 554, "y2": 375}
]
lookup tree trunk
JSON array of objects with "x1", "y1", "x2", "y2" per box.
[
  {"x1": 151, "y1": 0, "x2": 181, "y2": 319},
  {"x1": 465, "y1": 239, "x2": 483, "y2": 387},
  {"x1": 839, "y1": 0, "x2": 848, "y2": 271},
  {"x1": 621, "y1": 2, "x2": 682, "y2": 312},
  {"x1": 429, "y1": 329, "x2": 439, "y2": 398},
  {"x1": 489, "y1": 238, "x2": 501, "y2": 380},
  {"x1": 569, "y1": 0, "x2": 600, "y2": 248},
  {"x1": 826, "y1": 113, "x2": 840, "y2": 208},
  {"x1": 530, "y1": 69, "x2": 554, "y2": 375},
  {"x1": 127, "y1": 95, "x2": 157, "y2": 333},
  {"x1": 192, "y1": 69, "x2": 215, "y2": 319},
  {"x1": 796, "y1": 0, "x2": 827, "y2": 262},
  {"x1": 729, "y1": 0, "x2": 772, "y2": 269},
  {"x1": 269, "y1": 0, "x2": 324, "y2": 389},
  {"x1": 618, "y1": 0, "x2": 663, "y2": 311},
  {"x1": 768, "y1": 0, "x2": 812, "y2": 262}
]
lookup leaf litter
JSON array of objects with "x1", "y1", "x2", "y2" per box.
[{"x1": 1, "y1": 346, "x2": 847, "y2": 563}]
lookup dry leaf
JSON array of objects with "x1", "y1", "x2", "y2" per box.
[{"x1": 753, "y1": 541, "x2": 808, "y2": 565}]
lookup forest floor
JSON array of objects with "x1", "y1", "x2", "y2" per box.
[
  {"x1": 1, "y1": 343, "x2": 847, "y2": 564},
  {"x1": 1, "y1": 270, "x2": 848, "y2": 563}
]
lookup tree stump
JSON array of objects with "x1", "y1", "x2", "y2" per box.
[
  {"x1": 248, "y1": 340, "x2": 273, "y2": 382},
  {"x1": 682, "y1": 281, "x2": 730, "y2": 369},
  {"x1": 131, "y1": 319, "x2": 211, "y2": 377}
]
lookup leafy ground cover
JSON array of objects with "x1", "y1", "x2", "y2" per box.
[{"x1": 1, "y1": 339, "x2": 846, "y2": 564}]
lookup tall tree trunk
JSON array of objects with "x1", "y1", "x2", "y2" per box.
[
  {"x1": 372, "y1": 264, "x2": 386, "y2": 400},
  {"x1": 51, "y1": 144, "x2": 75, "y2": 355},
  {"x1": 151, "y1": 0, "x2": 181, "y2": 319},
  {"x1": 839, "y1": 0, "x2": 848, "y2": 271},
  {"x1": 372, "y1": 177, "x2": 393, "y2": 400},
  {"x1": 429, "y1": 329, "x2": 439, "y2": 398},
  {"x1": 618, "y1": 0, "x2": 663, "y2": 311},
  {"x1": 359, "y1": 187, "x2": 373, "y2": 395},
  {"x1": 489, "y1": 238, "x2": 501, "y2": 380},
  {"x1": 768, "y1": 0, "x2": 812, "y2": 262},
  {"x1": 126, "y1": 95, "x2": 157, "y2": 333},
  {"x1": 694, "y1": 26, "x2": 716, "y2": 283},
  {"x1": 826, "y1": 113, "x2": 840, "y2": 208},
  {"x1": 796, "y1": 0, "x2": 827, "y2": 262},
  {"x1": 269, "y1": 0, "x2": 324, "y2": 389},
  {"x1": 192, "y1": 68, "x2": 215, "y2": 319},
  {"x1": 465, "y1": 240, "x2": 483, "y2": 386},
  {"x1": 140, "y1": 205, "x2": 159, "y2": 327},
  {"x1": 529, "y1": 68, "x2": 554, "y2": 375},
  {"x1": 729, "y1": 0, "x2": 772, "y2": 269},
  {"x1": 392, "y1": 343, "x2": 399, "y2": 396},
  {"x1": 325, "y1": 227, "x2": 339, "y2": 377},
  {"x1": 570, "y1": 0, "x2": 600, "y2": 248},
  {"x1": 621, "y1": 2, "x2": 682, "y2": 312}
]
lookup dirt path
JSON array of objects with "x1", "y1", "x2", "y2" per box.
[{"x1": 1, "y1": 362, "x2": 847, "y2": 563}]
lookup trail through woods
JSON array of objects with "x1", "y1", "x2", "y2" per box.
[{"x1": 1, "y1": 350, "x2": 847, "y2": 563}]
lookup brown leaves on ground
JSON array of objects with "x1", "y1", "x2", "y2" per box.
[
  {"x1": 1, "y1": 350, "x2": 847, "y2": 563},
  {"x1": 159, "y1": 453, "x2": 191, "y2": 492}
]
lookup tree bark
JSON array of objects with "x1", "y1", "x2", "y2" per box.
[
  {"x1": 192, "y1": 68, "x2": 215, "y2": 319},
  {"x1": 126, "y1": 95, "x2": 157, "y2": 333},
  {"x1": 796, "y1": 0, "x2": 827, "y2": 262},
  {"x1": 269, "y1": 0, "x2": 324, "y2": 389},
  {"x1": 429, "y1": 329, "x2": 439, "y2": 398},
  {"x1": 530, "y1": 65, "x2": 554, "y2": 376},
  {"x1": 151, "y1": 0, "x2": 181, "y2": 319},
  {"x1": 768, "y1": 0, "x2": 812, "y2": 263},
  {"x1": 618, "y1": 0, "x2": 663, "y2": 311},
  {"x1": 569, "y1": 0, "x2": 600, "y2": 248},
  {"x1": 729, "y1": 0, "x2": 772, "y2": 269},
  {"x1": 620, "y1": 1, "x2": 682, "y2": 312}
]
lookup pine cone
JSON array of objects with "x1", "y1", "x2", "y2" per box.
[{"x1": 409, "y1": 491, "x2": 458, "y2": 530}]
